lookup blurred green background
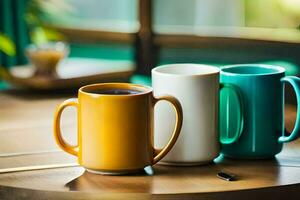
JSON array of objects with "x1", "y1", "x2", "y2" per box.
[{"x1": 1, "y1": 0, "x2": 300, "y2": 88}]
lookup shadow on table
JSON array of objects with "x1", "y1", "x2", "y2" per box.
[
  {"x1": 65, "y1": 167, "x2": 155, "y2": 192},
  {"x1": 64, "y1": 157, "x2": 282, "y2": 192},
  {"x1": 65, "y1": 164, "x2": 215, "y2": 192}
]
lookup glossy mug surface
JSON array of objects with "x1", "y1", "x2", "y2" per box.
[
  {"x1": 53, "y1": 83, "x2": 183, "y2": 174},
  {"x1": 152, "y1": 64, "x2": 243, "y2": 165},
  {"x1": 220, "y1": 64, "x2": 300, "y2": 159}
]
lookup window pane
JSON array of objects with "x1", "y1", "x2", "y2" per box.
[
  {"x1": 153, "y1": 0, "x2": 245, "y2": 33},
  {"x1": 246, "y1": 0, "x2": 300, "y2": 28},
  {"x1": 42, "y1": 0, "x2": 138, "y2": 32},
  {"x1": 153, "y1": 0, "x2": 300, "y2": 33}
]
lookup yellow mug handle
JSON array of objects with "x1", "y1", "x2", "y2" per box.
[
  {"x1": 152, "y1": 95, "x2": 183, "y2": 164},
  {"x1": 53, "y1": 98, "x2": 79, "y2": 156}
]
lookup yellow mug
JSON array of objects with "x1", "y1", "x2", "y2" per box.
[{"x1": 53, "y1": 83, "x2": 183, "y2": 175}]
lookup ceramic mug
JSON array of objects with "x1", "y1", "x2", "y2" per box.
[
  {"x1": 53, "y1": 83, "x2": 183, "y2": 174},
  {"x1": 220, "y1": 64, "x2": 300, "y2": 159},
  {"x1": 152, "y1": 64, "x2": 243, "y2": 165}
]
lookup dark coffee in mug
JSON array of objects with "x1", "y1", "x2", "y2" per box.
[{"x1": 90, "y1": 89, "x2": 141, "y2": 95}]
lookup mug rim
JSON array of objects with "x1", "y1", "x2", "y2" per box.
[
  {"x1": 152, "y1": 63, "x2": 220, "y2": 77},
  {"x1": 79, "y1": 83, "x2": 153, "y2": 97},
  {"x1": 220, "y1": 64, "x2": 285, "y2": 76}
]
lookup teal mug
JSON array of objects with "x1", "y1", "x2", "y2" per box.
[{"x1": 220, "y1": 64, "x2": 300, "y2": 159}]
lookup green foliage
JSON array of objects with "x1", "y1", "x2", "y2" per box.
[
  {"x1": 25, "y1": 0, "x2": 43, "y2": 27},
  {"x1": 25, "y1": 0, "x2": 66, "y2": 45},
  {"x1": 0, "y1": 33, "x2": 16, "y2": 56},
  {"x1": 31, "y1": 27, "x2": 65, "y2": 45}
]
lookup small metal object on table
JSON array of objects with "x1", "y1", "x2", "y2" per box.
[
  {"x1": 1, "y1": 90, "x2": 300, "y2": 200},
  {"x1": 217, "y1": 171, "x2": 236, "y2": 181}
]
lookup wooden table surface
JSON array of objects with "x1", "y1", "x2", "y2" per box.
[{"x1": 1, "y1": 89, "x2": 300, "y2": 200}]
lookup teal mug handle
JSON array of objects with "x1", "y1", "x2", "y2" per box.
[
  {"x1": 220, "y1": 83, "x2": 244, "y2": 144},
  {"x1": 279, "y1": 76, "x2": 300, "y2": 143}
]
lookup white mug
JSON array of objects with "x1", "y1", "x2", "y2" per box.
[{"x1": 152, "y1": 64, "x2": 243, "y2": 165}]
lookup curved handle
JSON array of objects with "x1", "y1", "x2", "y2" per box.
[
  {"x1": 152, "y1": 95, "x2": 183, "y2": 164},
  {"x1": 53, "y1": 98, "x2": 79, "y2": 156},
  {"x1": 279, "y1": 76, "x2": 300, "y2": 143},
  {"x1": 220, "y1": 83, "x2": 244, "y2": 144}
]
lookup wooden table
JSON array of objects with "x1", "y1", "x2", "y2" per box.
[{"x1": 1, "y1": 89, "x2": 300, "y2": 200}]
